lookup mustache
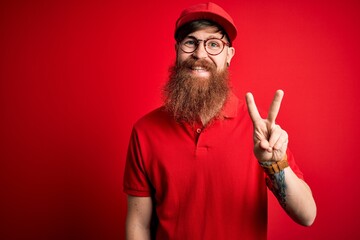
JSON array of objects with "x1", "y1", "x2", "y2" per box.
[{"x1": 177, "y1": 58, "x2": 216, "y2": 71}]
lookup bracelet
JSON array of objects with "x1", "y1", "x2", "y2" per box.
[{"x1": 259, "y1": 155, "x2": 289, "y2": 175}]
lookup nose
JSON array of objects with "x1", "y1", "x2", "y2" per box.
[{"x1": 192, "y1": 42, "x2": 208, "y2": 59}]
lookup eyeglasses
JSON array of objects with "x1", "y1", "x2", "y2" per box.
[{"x1": 179, "y1": 36, "x2": 230, "y2": 56}]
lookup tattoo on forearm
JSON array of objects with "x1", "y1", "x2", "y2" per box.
[
  {"x1": 266, "y1": 170, "x2": 287, "y2": 208},
  {"x1": 259, "y1": 161, "x2": 287, "y2": 208}
]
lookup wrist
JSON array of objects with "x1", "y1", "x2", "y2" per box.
[{"x1": 258, "y1": 154, "x2": 289, "y2": 175}]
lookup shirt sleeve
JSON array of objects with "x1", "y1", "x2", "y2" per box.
[
  {"x1": 123, "y1": 127, "x2": 152, "y2": 197},
  {"x1": 286, "y1": 148, "x2": 304, "y2": 180}
]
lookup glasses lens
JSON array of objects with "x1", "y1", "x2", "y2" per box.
[
  {"x1": 205, "y1": 39, "x2": 224, "y2": 55},
  {"x1": 180, "y1": 37, "x2": 197, "y2": 53}
]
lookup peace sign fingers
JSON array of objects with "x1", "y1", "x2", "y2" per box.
[
  {"x1": 245, "y1": 92, "x2": 262, "y2": 124},
  {"x1": 245, "y1": 90, "x2": 287, "y2": 162},
  {"x1": 267, "y1": 90, "x2": 284, "y2": 125},
  {"x1": 245, "y1": 90, "x2": 284, "y2": 125}
]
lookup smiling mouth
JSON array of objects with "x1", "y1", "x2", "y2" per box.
[
  {"x1": 189, "y1": 66, "x2": 210, "y2": 78},
  {"x1": 190, "y1": 66, "x2": 208, "y2": 72}
]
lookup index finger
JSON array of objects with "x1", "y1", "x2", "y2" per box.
[
  {"x1": 267, "y1": 90, "x2": 284, "y2": 124},
  {"x1": 245, "y1": 92, "x2": 262, "y2": 123}
]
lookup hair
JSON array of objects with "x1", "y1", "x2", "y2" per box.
[{"x1": 175, "y1": 19, "x2": 232, "y2": 46}]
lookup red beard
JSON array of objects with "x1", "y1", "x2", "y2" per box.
[{"x1": 163, "y1": 58, "x2": 230, "y2": 124}]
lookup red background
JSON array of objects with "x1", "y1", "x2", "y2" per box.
[{"x1": 1, "y1": 0, "x2": 359, "y2": 239}]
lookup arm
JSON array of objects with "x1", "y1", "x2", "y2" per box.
[
  {"x1": 263, "y1": 159, "x2": 316, "y2": 226},
  {"x1": 281, "y1": 167, "x2": 317, "y2": 226},
  {"x1": 126, "y1": 196, "x2": 153, "y2": 240},
  {"x1": 246, "y1": 90, "x2": 317, "y2": 226}
]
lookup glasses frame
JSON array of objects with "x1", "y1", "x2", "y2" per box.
[{"x1": 178, "y1": 36, "x2": 230, "y2": 56}]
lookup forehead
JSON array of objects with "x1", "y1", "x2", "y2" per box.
[{"x1": 186, "y1": 26, "x2": 223, "y2": 38}]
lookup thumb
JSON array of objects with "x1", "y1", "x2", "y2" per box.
[{"x1": 259, "y1": 139, "x2": 272, "y2": 152}]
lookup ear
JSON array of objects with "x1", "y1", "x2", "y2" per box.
[{"x1": 226, "y1": 47, "x2": 235, "y2": 66}]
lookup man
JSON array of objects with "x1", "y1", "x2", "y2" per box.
[{"x1": 123, "y1": 2, "x2": 316, "y2": 239}]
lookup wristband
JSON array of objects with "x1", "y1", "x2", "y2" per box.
[{"x1": 259, "y1": 155, "x2": 289, "y2": 175}]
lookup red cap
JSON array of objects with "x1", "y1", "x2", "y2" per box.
[{"x1": 175, "y1": 2, "x2": 237, "y2": 42}]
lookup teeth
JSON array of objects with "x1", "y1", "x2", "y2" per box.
[{"x1": 192, "y1": 67, "x2": 205, "y2": 70}]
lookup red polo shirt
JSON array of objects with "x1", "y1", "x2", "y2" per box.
[{"x1": 123, "y1": 92, "x2": 303, "y2": 240}]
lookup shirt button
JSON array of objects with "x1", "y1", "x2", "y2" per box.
[{"x1": 196, "y1": 128, "x2": 201, "y2": 134}]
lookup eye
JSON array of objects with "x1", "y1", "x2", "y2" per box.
[
  {"x1": 207, "y1": 40, "x2": 221, "y2": 49},
  {"x1": 183, "y1": 38, "x2": 197, "y2": 47}
]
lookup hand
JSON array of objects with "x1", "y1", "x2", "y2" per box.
[{"x1": 245, "y1": 90, "x2": 288, "y2": 162}]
